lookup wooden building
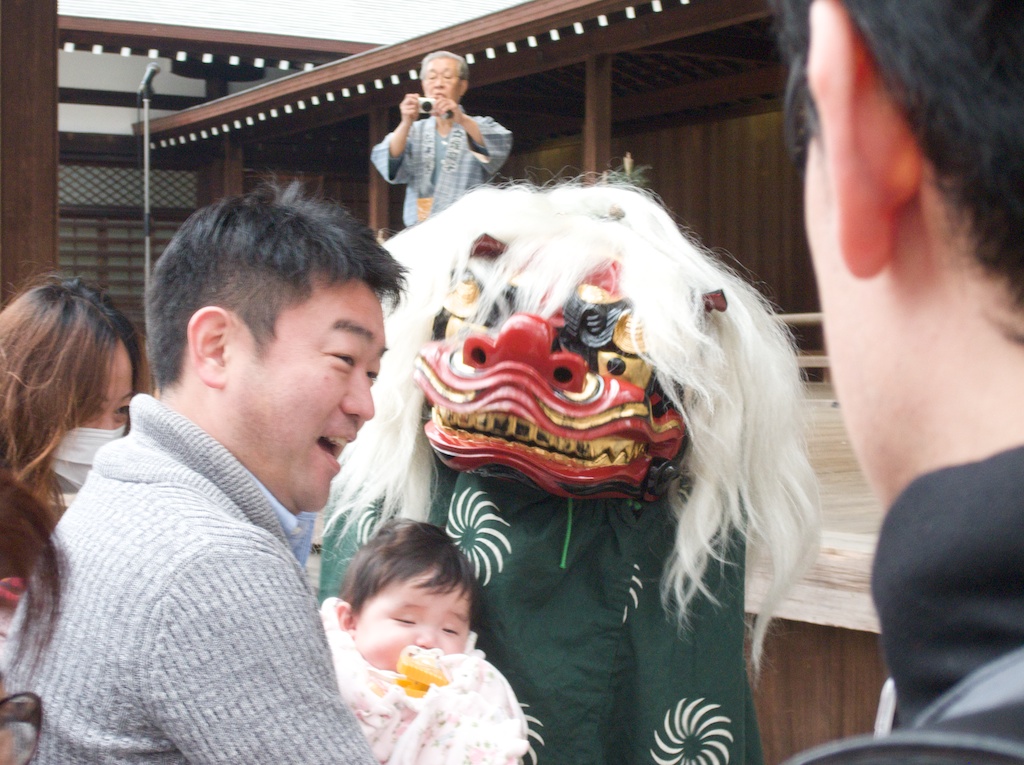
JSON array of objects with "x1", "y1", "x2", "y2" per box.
[
  {"x1": 140, "y1": 0, "x2": 818, "y2": 317},
  {"x1": 1, "y1": 1, "x2": 888, "y2": 762}
]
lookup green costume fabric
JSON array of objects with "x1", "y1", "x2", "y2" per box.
[{"x1": 321, "y1": 468, "x2": 762, "y2": 765}]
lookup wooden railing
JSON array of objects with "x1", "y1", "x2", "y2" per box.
[{"x1": 778, "y1": 311, "x2": 828, "y2": 370}]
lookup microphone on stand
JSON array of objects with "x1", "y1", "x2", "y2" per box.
[
  {"x1": 138, "y1": 61, "x2": 160, "y2": 313},
  {"x1": 138, "y1": 62, "x2": 160, "y2": 95}
]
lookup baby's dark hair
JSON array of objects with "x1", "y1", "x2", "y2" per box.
[{"x1": 340, "y1": 519, "x2": 482, "y2": 629}]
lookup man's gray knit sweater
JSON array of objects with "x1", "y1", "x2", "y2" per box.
[{"x1": 3, "y1": 395, "x2": 375, "y2": 764}]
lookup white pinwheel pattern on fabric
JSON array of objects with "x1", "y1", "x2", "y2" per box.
[
  {"x1": 521, "y1": 703, "x2": 545, "y2": 765},
  {"x1": 624, "y1": 563, "x2": 643, "y2": 623},
  {"x1": 446, "y1": 488, "x2": 512, "y2": 585},
  {"x1": 650, "y1": 698, "x2": 734, "y2": 765},
  {"x1": 354, "y1": 508, "x2": 378, "y2": 545}
]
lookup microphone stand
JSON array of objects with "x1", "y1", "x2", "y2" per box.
[
  {"x1": 137, "y1": 61, "x2": 159, "y2": 325},
  {"x1": 141, "y1": 79, "x2": 154, "y2": 323}
]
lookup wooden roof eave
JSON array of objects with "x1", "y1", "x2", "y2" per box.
[
  {"x1": 60, "y1": 16, "x2": 377, "y2": 60},
  {"x1": 139, "y1": 0, "x2": 769, "y2": 143}
]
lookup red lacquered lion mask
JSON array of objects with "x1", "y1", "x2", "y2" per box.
[{"x1": 413, "y1": 235, "x2": 726, "y2": 502}]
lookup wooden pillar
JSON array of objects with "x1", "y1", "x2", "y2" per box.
[
  {"x1": 0, "y1": 0, "x2": 59, "y2": 301},
  {"x1": 582, "y1": 54, "x2": 612, "y2": 177},
  {"x1": 205, "y1": 77, "x2": 228, "y2": 100},
  {"x1": 197, "y1": 137, "x2": 244, "y2": 205},
  {"x1": 221, "y1": 139, "x2": 244, "y2": 197},
  {"x1": 367, "y1": 106, "x2": 390, "y2": 235}
]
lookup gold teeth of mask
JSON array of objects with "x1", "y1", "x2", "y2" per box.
[{"x1": 433, "y1": 408, "x2": 646, "y2": 465}]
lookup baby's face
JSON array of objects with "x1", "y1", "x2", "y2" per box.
[{"x1": 345, "y1": 575, "x2": 471, "y2": 671}]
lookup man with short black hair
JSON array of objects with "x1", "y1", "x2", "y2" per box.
[
  {"x1": 371, "y1": 50, "x2": 512, "y2": 227},
  {"x1": 771, "y1": 0, "x2": 1024, "y2": 730},
  {"x1": 3, "y1": 184, "x2": 406, "y2": 763}
]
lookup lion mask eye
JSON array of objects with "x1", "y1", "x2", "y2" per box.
[{"x1": 612, "y1": 310, "x2": 645, "y2": 355}]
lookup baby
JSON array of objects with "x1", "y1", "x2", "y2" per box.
[{"x1": 321, "y1": 520, "x2": 528, "y2": 765}]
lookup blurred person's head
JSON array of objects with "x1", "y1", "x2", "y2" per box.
[
  {"x1": 1, "y1": 470, "x2": 58, "y2": 764},
  {"x1": 773, "y1": 0, "x2": 1024, "y2": 302},
  {"x1": 0, "y1": 277, "x2": 147, "y2": 507},
  {"x1": 147, "y1": 183, "x2": 405, "y2": 513},
  {"x1": 334, "y1": 520, "x2": 480, "y2": 671},
  {"x1": 770, "y1": 0, "x2": 1024, "y2": 503},
  {"x1": 419, "y1": 51, "x2": 469, "y2": 106}
]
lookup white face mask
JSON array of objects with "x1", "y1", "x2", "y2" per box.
[{"x1": 53, "y1": 425, "x2": 126, "y2": 491}]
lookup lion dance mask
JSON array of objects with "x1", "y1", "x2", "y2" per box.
[{"x1": 417, "y1": 234, "x2": 729, "y2": 502}]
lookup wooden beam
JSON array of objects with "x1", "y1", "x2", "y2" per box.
[
  {"x1": 583, "y1": 55, "x2": 612, "y2": 175},
  {"x1": 463, "y1": 91, "x2": 584, "y2": 118},
  {"x1": 60, "y1": 87, "x2": 206, "y2": 111},
  {"x1": 644, "y1": 33, "x2": 778, "y2": 63},
  {"x1": 58, "y1": 16, "x2": 376, "y2": 60},
  {"x1": 1, "y1": 0, "x2": 59, "y2": 300},
  {"x1": 613, "y1": 93, "x2": 782, "y2": 137},
  {"x1": 142, "y1": 0, "x2": 768, "y2": 141},
  {"x1": 60, "y1": 132, "x2": 136, "y2": 164},
  {"x1": 60, "y1": 132, "x2": 216, "y2": 170},
  {"x1": 615, "y1": 64, "x2": 784, "y2": 120},
  {"x1": 465, "y1": 0, "x2": 769, "y2": 89}
]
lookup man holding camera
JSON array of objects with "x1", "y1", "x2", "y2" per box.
[{"x1": 371, "y1": 51, "x2": 512, "y2": 228}]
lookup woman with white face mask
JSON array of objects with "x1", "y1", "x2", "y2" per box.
[
  {"x1": 52, "y1": 340, "x2": 133, "y2": 494},
  {"x1": 0, "y1": 280, "x2": 126, "y2": 759},
  {"x1": 0, "y1": 276, "x2": 147, "y2": 511}
]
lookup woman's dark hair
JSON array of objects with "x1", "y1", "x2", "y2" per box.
[
  {"x1": 340, "y1": 520, "x2": 482, "y2": 629},
  {"x1": 0, "y1": 469, "x2": 60, "y2": 669},
  {"x1": 0, "y1": 275, "x2": 148, "y2": 511}
]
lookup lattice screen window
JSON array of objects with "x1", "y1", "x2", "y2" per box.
[
  {"x1": 59, "y1": 166, "x2": 197, "y2": 209},
  {"x1": 59, "y1": 217, "x2": 185, "y2": 331},
  {"x1": 58, "y1": 165, "x2": 197, "y2": 331}
]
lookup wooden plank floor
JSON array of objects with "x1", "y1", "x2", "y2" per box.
[
  {"x1": 804, "y1": 383, "x2": 883, "y2": 535},
  {"x1": 747, "y1": 382, "x2": 884, "y2": 633}
]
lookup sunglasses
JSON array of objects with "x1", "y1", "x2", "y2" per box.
[{"x1": 0, "y1": 692, "x2": 41, "y2": 765}]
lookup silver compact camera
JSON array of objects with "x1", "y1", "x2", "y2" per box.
[{"x1": 418, "y1": 97, "x2": 435, "y2": 114}]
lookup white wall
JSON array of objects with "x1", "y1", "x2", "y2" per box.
[{"x1": 58, "y1": 49, "x2": 290, "y2": 134}]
